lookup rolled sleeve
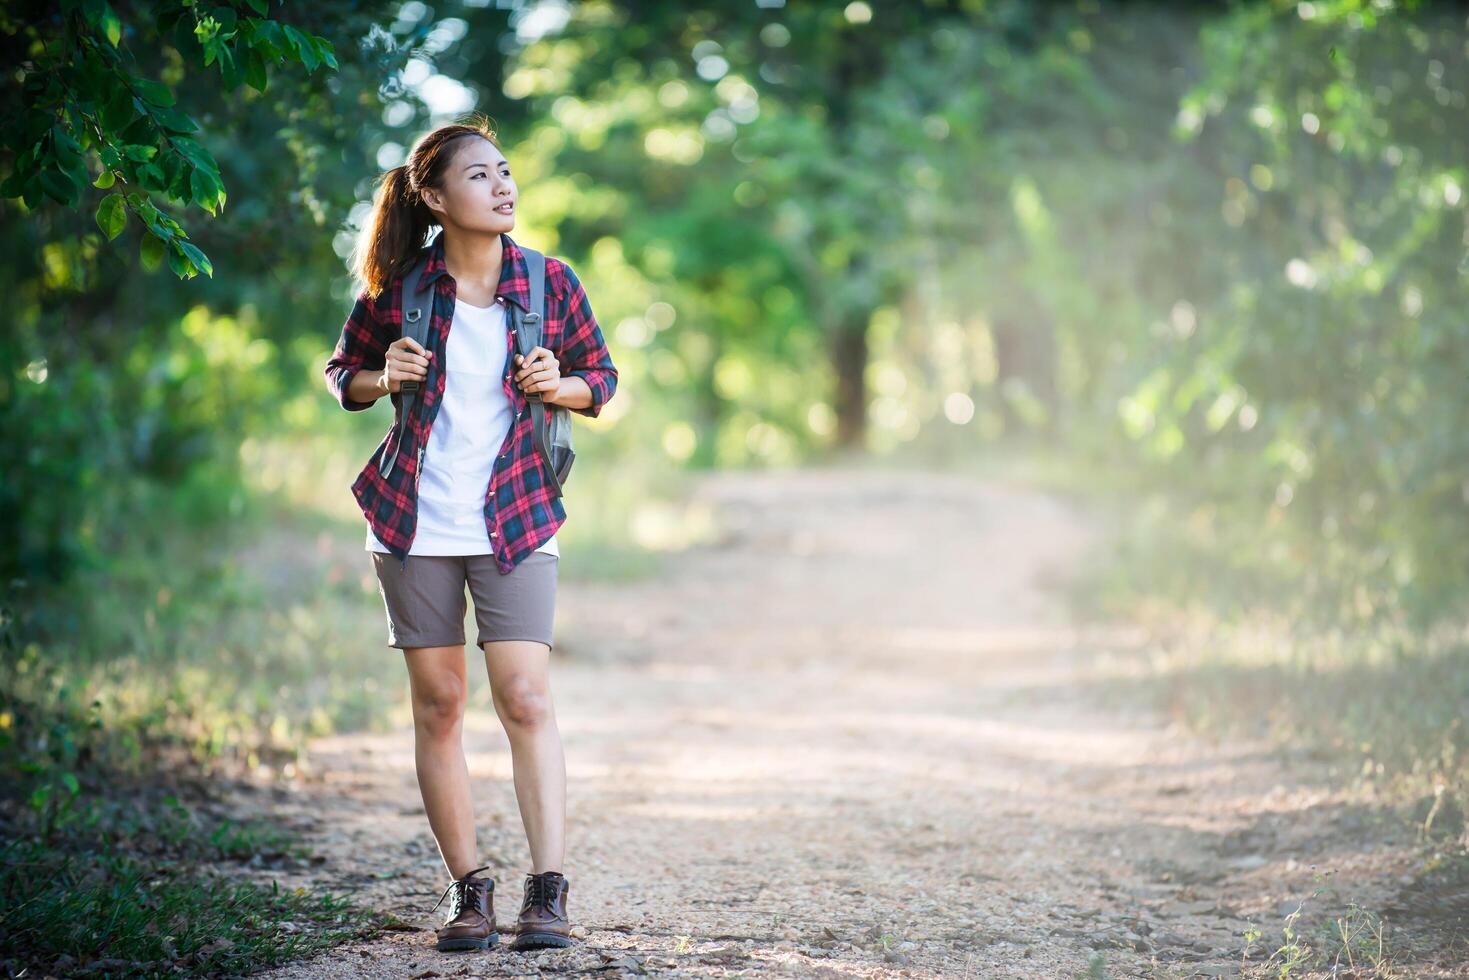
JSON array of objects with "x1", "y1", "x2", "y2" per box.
[
  {"x1": 324, "y1": 289, "x2": 388, "y2": 412},
  {"x1": 555, "y1": 261, "x2": 618, "y2": 419}
]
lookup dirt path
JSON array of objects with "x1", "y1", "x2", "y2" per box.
[{"x1": 244, "y1": 467, "x2": 1431, "y2": 979}]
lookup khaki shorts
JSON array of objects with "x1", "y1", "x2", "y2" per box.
[{"x1": 370, "y1": 551, "x2": 558, "y2": 651}]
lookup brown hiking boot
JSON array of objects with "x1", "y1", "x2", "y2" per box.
[
  {"x1": 429, "y1": 864, "x2": 498, "y2": 952},
  {"x1": 508, "y1": 870, "x2": 573, "y2": 951}
]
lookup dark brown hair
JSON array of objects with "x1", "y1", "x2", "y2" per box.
[{"x1": 351, "y1": 113, "x2": 502, "y2": 301}]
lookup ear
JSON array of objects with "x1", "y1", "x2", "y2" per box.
[{"x1": 420, "y1": 186, "x2": 444, "y2": 218}]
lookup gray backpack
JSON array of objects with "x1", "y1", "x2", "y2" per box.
[{"x1": 378, "y1": 245, "x2": 575, "y2": 496}]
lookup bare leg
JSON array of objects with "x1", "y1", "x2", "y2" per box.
[
  {"x1": 482, "y1": 639, "x2": 565, "y2": 873},
  {"x1": 403, "y1": 644, "x2": 479, "y2": 879}
]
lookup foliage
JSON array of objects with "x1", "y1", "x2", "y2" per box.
[
  {"x1": 1167, "y1": 0, "x2": 1469, "y2": 630},
  {"x1": 3, "y1": 0, "x2": 339, "y2": 279},
  {"x1": 1, "y1": 0, "x2": 415, "y2": 588},
  {"x1": 0, "y1": 644, "x2": 381, "y2": 978}
]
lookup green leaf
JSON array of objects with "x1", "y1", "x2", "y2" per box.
[
  {"x1": 60, "y1": 772, "x2": 81, "y2": 795},
  {"x1": 170, "y1": 136, "x2": 217, "y2": 172},
  {"x1": 39, "y1": 168, "x2": 79, "y2": 206},
  {"x1": 96, "y1": 192, "x2": 126, "y2": 239},
  {"x1": 140, "y1": 231, "x2": 167, "y2": 271},
  {"x1": 254, "y1": 20, "x2": 287, "y2": 61},
  {"x1": 219, "y1": 42, "x2": 244, "y2": 90},
  {"x1": 120, "y1": 143, "x2": 158, "y2": 162},
  {"x1": 314, "y1": 35, "x2": 338, "y2": 71},
  {"x1": 86, "y1": 0, "x2": 123, "y2": 47},
  {"x1": 51, "y1": 124, "x2": 84, "y2": 168},
  {"x1": 166, "y1": 158, "x2": 192, "y2": 199},
  {"x1": 282, "y1": 24, "x2": 320, "y2": 72},
  {"x1": 132, "y1": 78, "x2": 175, "y2": 107},
  {"x1": 100, "y1": 86, "x2": 135, "y2": 130},
  {"x1": 176, "y1": 239, "x2": 214, "y2": 278},
  {"x1": 246, "y1": 47, "x2": 268, "y2": 93},
  {"x1": 190, "y1": 167, "x2": 222, "y2": 214},
  {"x1": 136, "y1": 162, "x2": 166, "y2": 189},
  {"x1": 244, "y1": 0, "x2": 269, "y2": 14},
  {"x1": 152, "y1": 105, "x2": 199, "y2": 134},
  {"x1": 92, "y1": 169, "x2": 116, "y2": 189},
  {"x1": 167, "y1": 240, "x2": 193, "y2": 278},
  {"x1": 101, "y1": 4, "x2": 123, "y2": 47}
]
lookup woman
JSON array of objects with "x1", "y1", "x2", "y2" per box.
[{"x1": 323, "y1": 116, "x2": 618, "y2": 955}]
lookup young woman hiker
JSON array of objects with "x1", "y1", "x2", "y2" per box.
[{"x1": 323, "y1": 117, "x2": 618, "y2": 954}]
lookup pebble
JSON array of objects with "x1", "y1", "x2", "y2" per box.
[{"x1": 1226, "y1": 854, "x2": 1269, "y2": 870}]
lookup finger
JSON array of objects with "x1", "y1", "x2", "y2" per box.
[
  {"x1": 516, "y1": 355, "x2": 556, "y2": 380},
  {"x1": 391, "y1": 355, "x2": 428, "y2": 379},
  {"x1": 396, "y1": 336, "x2": 431, "y2": 357}
]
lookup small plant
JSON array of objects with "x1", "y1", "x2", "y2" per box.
[
  {"x1": 1322, "y1": 901, "x2": 1394, "y2": 976},
  {"x1": 1238, "y1": 867, "x2": 1398, "y2": 978}
]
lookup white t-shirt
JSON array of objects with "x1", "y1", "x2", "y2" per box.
[{"x1": 368, "y1": 296, "x2": 558, "y2": 558}]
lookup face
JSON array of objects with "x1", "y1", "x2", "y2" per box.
[{"x1": 419, "y1": 136, "x2": 517, "y2": 234}]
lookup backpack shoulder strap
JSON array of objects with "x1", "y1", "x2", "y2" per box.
[
  {"x1": 510, "y1": 245, "x2": 564, "y2": 496},
  {"x1": 517, "y1": 245, "x2": 546, "y2": 347},
  {"x1": 400, "y1": 252, "x2": 435, "y2": 378},
  {"x1": 377, "y1": 250, "x2": 434, "y2": 479}
]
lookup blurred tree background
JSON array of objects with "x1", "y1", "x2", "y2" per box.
[{"x1": 1, "y1": 0, "x2": 1467, "y2": 968}]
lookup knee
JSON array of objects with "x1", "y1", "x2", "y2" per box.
[
  {"x1": 495, "y1": 680, "x2": 552, "y2": 731},
  {"x1": 412, "y1": 683, "x2": 467, "y2": 739}
]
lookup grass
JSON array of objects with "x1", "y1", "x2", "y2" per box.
[
  {"x1": 0, "y1": 657, "x2": 388, "y2": 978},
  {"x1": 0, "y1": 836, "x2": 374, "y2": 978}
]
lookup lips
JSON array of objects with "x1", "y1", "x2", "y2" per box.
[{"x1": 495, "y1": 202, "x2": 514, "y2": 214}]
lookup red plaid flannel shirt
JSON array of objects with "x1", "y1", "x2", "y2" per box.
[{"x1": 324, "y1": 232, "x2": 618, "y2": 573}]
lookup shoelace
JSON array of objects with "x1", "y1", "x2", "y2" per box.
[
  {"x1": 524, "y1": 872, "x2": 560, "y2": 913},
  {"x1": 431, "y1": 865, "x2": 492, "y2": 918}
]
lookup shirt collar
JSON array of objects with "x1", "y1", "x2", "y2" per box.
[{"x1": 413, "y1": 230, "x2": 531, "y2": 312}]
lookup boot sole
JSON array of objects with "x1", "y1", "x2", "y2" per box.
[
  {"x1": 437, "y1": 933, "x2": 498, "y2": 952},
  {"x1": 509, "y1": 931, "x2": 574, "y2": 951}
]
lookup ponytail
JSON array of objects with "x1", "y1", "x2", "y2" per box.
[{"x1": 350, "y1": 114, "x2": 503, "y2": 301}]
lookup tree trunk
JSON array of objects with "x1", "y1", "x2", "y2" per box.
[{"x1": 831, "y1": 321, "x2": 868, "y2": 449}]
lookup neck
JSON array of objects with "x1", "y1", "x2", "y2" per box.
[{"x1": 441, "y1": 229, "x2": 505, "y2": 292}]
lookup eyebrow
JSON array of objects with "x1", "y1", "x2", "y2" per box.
[{"x1": 463, "y1": 159, "x2": 509, "y2": 172}]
